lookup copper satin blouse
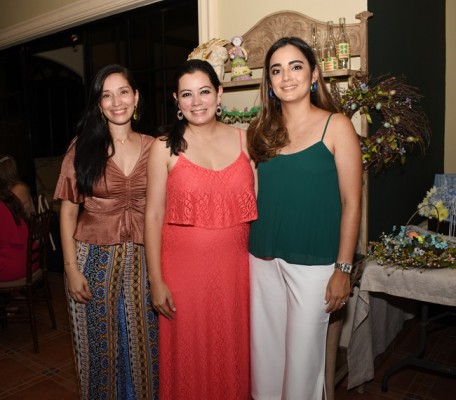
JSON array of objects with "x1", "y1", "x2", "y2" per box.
[{"x1": 54, "y1": 134, "x2": 154, "y2": 245}]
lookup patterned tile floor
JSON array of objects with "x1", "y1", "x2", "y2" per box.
[{"x1": 0, "y1": 272, "x2": 455, "y2": 400}]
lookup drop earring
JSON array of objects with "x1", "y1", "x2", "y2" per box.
[
  {"x1": 177, "y1": 109, "x2": 184, "y2": 121},
  {"x1": 310, "y1": 82, "x2": 318, "y2": 93},
  {"x1": 216, "y1": 104, "x2": 222, "y2": 117},
  {"x1": 133, "y1": 105, "x2": 138, "y2": 120},
  {"x1": 269, "y1": 88, "x2": 276, "y2": 99},
  {"x1": 100, "y1": 110, "x2": 107, "y2": 124}
]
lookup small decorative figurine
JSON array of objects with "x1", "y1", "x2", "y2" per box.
[
  {"x1": 187, "y1": 38, "x2": 230, "y2": 81},
  {"x1": 229, "y1": 35, "x2": 252, "y2": 81}
]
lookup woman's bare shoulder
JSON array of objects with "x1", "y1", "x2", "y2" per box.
[
  {"x1": 148, "y1": 135, "x2": 173, "y2": 161},
  {"x1": 11, "y1": 181, "x2": 30, "y2": 195},
  {"x1": 140, "y1": 133, "x2": 156, "y2": 144},
  {"x1": 327, "y1": 112, "x2": 352, "y2": 125},
  {"x1": 326, "y1": 112, "x2": 357, "y2": 135}
]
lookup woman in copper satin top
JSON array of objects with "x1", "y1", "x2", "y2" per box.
[{"x1": 54, "y1": 64, "x2": 158, "y2": 400}]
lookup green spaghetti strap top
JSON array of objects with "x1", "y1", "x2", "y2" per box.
[{"x1": 249, "y1": 113, "x2": 341, "y2": 265}]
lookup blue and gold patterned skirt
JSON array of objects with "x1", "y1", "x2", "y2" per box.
[{"x1": 66, "y1": 241, "x2": 158, "y2": 400}]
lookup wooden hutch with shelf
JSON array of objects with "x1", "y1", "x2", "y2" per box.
[
  {"x1": 219, "y1": 9, "x2": 373, "y2": 399},
  {"x1": 222, "y1": 10, "x2": 372, "y2": 88}
]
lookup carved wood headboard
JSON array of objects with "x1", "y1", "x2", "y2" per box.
[{"x1": 224, "y1": 10, "x2": 373, "y2": 73}]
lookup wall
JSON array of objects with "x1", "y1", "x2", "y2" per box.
[
  {"x1": 214, "y1": 0, "x2": 366, "y2": 37},
  {"x1": 446, "y1": 1, "x2": 456, "y2": 173}
]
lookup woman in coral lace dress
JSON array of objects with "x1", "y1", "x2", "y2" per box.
[{"x1": 145, "y1": 59, "x2": 257, "y2": 400}]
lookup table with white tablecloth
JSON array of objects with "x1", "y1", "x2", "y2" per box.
[{"x1": 346, "y1": 260, "x2": 456, "y2": 390}]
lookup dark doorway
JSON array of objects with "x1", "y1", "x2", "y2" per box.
[{"x1": 28, "y1": 56, "x2": 85, "y2": 157}]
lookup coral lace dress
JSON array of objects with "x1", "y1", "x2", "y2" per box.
[{"x1": 159, "y1": 132, "x2": 257, "y2": 400}]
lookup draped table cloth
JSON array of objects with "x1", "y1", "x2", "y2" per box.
[{"x1": 347, "y1": 260, "x2": 456, "y2": 389}]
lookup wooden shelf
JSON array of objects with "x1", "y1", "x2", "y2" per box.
[
  {"x1": 323, "y1": 69, "x2": 358, "y2": 78},
  {"x1": 222, "y1": 78, "x2": 261, "y2": 89}
]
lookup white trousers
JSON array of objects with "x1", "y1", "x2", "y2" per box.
[{"x1": 250, "y1": 254, "x2": 334, "y2": 400}]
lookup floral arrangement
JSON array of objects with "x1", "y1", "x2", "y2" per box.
[
  {"x1": 368, "y1": 225, "x2": 456, "y2": 270},
  {"x1": 418, "y1": 182, "x2": 456, "y2": 237},
  {"x1": 331, "y1": 74, "x2": 431, "y2": 173},
  {"x1": 417, "y1": 186, "x2": 455, "y2": 221}
]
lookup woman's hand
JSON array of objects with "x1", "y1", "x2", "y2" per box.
[
  {"x1": 150, "y1": 279, "x2": 176, "y2": 320},
  {"x1": 325, "y1": 269, "x2": 350, "y2": 313},
  {"x1": 65, "y1": 266, "x2": 93, "y2": 304}
]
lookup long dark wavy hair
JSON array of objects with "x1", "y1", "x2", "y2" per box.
[
  {"x1": 0, "y1": 178, "x2": 26, "y2": 225},
  {"x1": 72, "y1": 64, "x2": 144, "y2": 196},
  {"x1": 159, "y1": 59, "x2": 221, "y2": 155},
  {"x1": 247, "y1": 36, "x2": 338, "y2": 164}
]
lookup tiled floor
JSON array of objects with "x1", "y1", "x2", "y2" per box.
[
  {"x1": 0, "y1": 272, "x2": 78, "y2": 399},
  {"x1": 334, "y1": 306, "x2": 456, "y2": 400},
  {"x1": 0, "y1": 272, "x2": 455, "y2": 400}
]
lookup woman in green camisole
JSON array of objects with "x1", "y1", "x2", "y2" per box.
[{"x1": 247, "y1": 37, "x2": 362, "y2": 400}]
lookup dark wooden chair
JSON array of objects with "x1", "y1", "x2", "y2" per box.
[{"x1": 0, "y1": 209, "x2": 57, "y2": 352}]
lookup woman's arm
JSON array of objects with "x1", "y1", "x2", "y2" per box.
[
  {"x1": 144, "y1": 139, "x2": 176, "y2": 320},
  {"x1": 325, "y1": 114, "x2": 362, "y2": 313},
  {"x1": 334, "y1": 115, "x2": 362, "y2": 265},
  {"x1": 241, "y1": 129, "x2": 258, "y2": 196},
  {"x1": 11, "y1": 182, "x2": 35, "y2": 216},
  {"x1": 60, "y1": 199, "x2": 92, "y2": 304}
]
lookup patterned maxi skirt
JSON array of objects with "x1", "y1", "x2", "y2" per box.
[{"x1": 66, "y1": 241, "x2": 159, "y2": 400}]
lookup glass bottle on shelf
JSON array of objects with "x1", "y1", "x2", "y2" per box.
[
  {"x1": 323, "y1": 21, "x2": 338, "y2": 72},
  {"x1": 310, "y1": 23, "x2": 323, "y2": 71},
  {"x1": 337, "y1": 17, "x2": 351, "y2": 69}
]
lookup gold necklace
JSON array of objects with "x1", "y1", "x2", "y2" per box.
[{"x1": 114, "y1": 137, "x2": 127, "y2": 145}]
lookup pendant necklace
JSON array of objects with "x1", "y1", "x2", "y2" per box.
[{"x1": 114, "y1": 137, "x2": 127, "y2": 145}]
